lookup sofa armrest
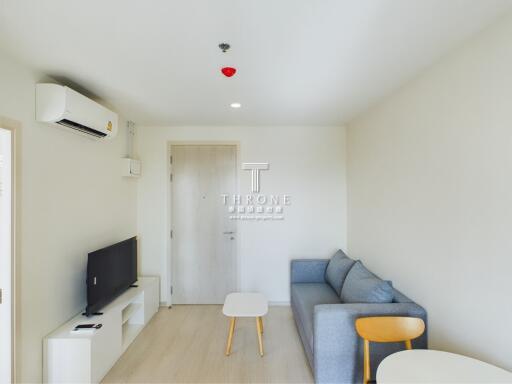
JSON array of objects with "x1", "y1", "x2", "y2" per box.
[
  {"x1": 313, "y1": 303, "x2": 427, "y2": 384},
  {"x1": 290, "y1": 259, "x2": 329, "y2": 284}
]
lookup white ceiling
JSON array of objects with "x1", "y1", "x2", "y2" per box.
[{"x1": 1, "y1": 0, "x2": 511, "y2": 126}]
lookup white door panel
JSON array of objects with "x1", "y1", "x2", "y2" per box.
[{"x1": 171, "y1": 145, "x2": 237, "y2": 304}]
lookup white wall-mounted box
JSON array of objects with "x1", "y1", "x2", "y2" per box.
[{"x1": 121, "y1": 158, "x2": 141, "y2": 177}]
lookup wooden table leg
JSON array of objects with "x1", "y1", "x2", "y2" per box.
[
  {"x1": 256, "y1": 316, "x2": 264, "y2": 356},
  {"x1": 225, "y1": 317, "x2": 236, "y2": 356}
]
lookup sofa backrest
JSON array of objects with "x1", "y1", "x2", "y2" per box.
[{"x1": 391, "y1": 288, "x2": 413, "y2": 303}]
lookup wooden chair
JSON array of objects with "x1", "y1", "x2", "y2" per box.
[{"x1": 355, "y1": 316, "x2": 425, "y2": 384}]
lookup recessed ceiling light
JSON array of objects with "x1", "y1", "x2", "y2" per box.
[{"x1": 230, "y1": 102, "x2": 241, "y2": 109}]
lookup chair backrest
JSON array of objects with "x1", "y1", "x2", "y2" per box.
[
  {"x1": 355, "y1": 316, "x2": 425, "y2": 384},
  {"x1": 355, "y1": 316, "x2": 425, "y2": 343}
]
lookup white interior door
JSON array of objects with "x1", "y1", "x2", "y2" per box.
[
  {"x1": 0, "y1": 128, "x2": 12, "y2": 382},
  {"x1": 171, "y1": 145, "x2": 237, "y2": 304}
]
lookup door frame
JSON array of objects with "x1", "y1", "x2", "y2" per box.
[
  {"x1": 0, "y1": 117, "x2": 18, "y2": 383},
  {"x1": 166, "y1": 141, "x2": 240, "y2": 306}
]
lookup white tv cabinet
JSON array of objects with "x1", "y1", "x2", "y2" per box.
[{"x1": 43, "y1": 277, "x2": 159, "y2": 383}]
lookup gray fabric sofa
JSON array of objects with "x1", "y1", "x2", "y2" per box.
[{"x1": 290, "y1": 253, "x2": 427, "y2": 384}]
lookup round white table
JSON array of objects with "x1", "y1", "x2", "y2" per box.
[{"x1": 377, "y1": 350, "x2": 512, "y2": 383}]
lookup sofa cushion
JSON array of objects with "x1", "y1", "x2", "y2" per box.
[
  {"x1": 324, "y1": 250, "x2": 355, "y2": 296},
  {"x1": 291, "y1": 283, "x2": 341, "y2": 353},
  {"x1": 340, "y1": 261, "x2": 394, "y2": 303}
]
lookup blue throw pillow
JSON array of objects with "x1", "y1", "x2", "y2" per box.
[
  {"x1": 325, "y1": 250, "x2": 355, "y2": 296},
  {"x1": 340, "y1": 261, "x2": 394, "y2": 303}
]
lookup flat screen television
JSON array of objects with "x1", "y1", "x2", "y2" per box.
[{"x1": 86, "y1": 237, "x2": 137, "y2": 316}]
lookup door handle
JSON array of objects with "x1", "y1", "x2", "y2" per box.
[{"x1": 223, "y1": 231, "x2": 235, "y2": 234}]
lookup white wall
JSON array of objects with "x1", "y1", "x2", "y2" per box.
[
  {"x1": 137, "y1": 125, "x2": 347, "y2": 303},
  {"x1": 0, "y1": 127, "x2": 12, "y2": 380},
  {"x1": 0, "y1": 52, "x2": 138, "y2": 382},
  {"x1": 347, "y1": 13, "x2": 512, "y2": 371}
]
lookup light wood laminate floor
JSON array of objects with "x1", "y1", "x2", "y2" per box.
[{"x1": 103, "y1": 305, "x2": 314, "y2": 383}]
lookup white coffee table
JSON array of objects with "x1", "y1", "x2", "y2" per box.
[
  {"x1": 222, "y1": 292, "x2": 268, "y2": 356},
  {"x1": 377, "y1": 349, "x2": 512, "y2": 383}
]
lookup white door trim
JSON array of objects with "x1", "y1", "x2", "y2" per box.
[
  {"x1": 166, "y1": 141, "x2": 241, "y2": 306},
  {"x1": 0, "y1": 117, "x2": 18, "y2": 383}
]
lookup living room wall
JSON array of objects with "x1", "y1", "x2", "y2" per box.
[
  {"x1": 0, "y1": 52, "x2": 138, "y2": 382},
  {"x1": 347, "y1": 13, "x2": 512, "y2": 370},
  {"x1": 137, "y1": 125, "x2": 347, "y2": 304}
]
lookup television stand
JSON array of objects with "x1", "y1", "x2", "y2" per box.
[{"x1": 44, "y1": 277, "x2": 159, "y2": 383}]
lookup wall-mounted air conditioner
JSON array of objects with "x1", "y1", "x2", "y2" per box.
[{"x1": 36, "y1": 83, "x2": 118, "y2": 139}]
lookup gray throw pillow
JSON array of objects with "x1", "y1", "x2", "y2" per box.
[
  {"x1": 340, "y1": 261, "x2": 394, "y2": 303},
  {"x1": 325, "y1": 250, "x2": 355, "y2": 296}
]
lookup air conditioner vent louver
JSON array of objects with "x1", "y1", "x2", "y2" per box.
[{"x1": 57, "y1": 119, "x2": 107, "y2": 138}]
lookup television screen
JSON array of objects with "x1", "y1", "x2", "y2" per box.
[{"x1": 86, "y1": 237, "x2": 137, "y2": 316}]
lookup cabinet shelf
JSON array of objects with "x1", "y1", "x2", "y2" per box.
[
  {"x1": 122, "y1": 303, "x2": 143, "y2": 324},
  {"x1": 122, "y1": 323, "x2": 144, "y2": 350}
]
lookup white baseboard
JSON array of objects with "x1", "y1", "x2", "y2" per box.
[
  {"x1": 269, "y1": 301, "x2": 290, "y2": 306},
  {"x1": 160, "y1": 301, "x2": 291, "y2": 307}
]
